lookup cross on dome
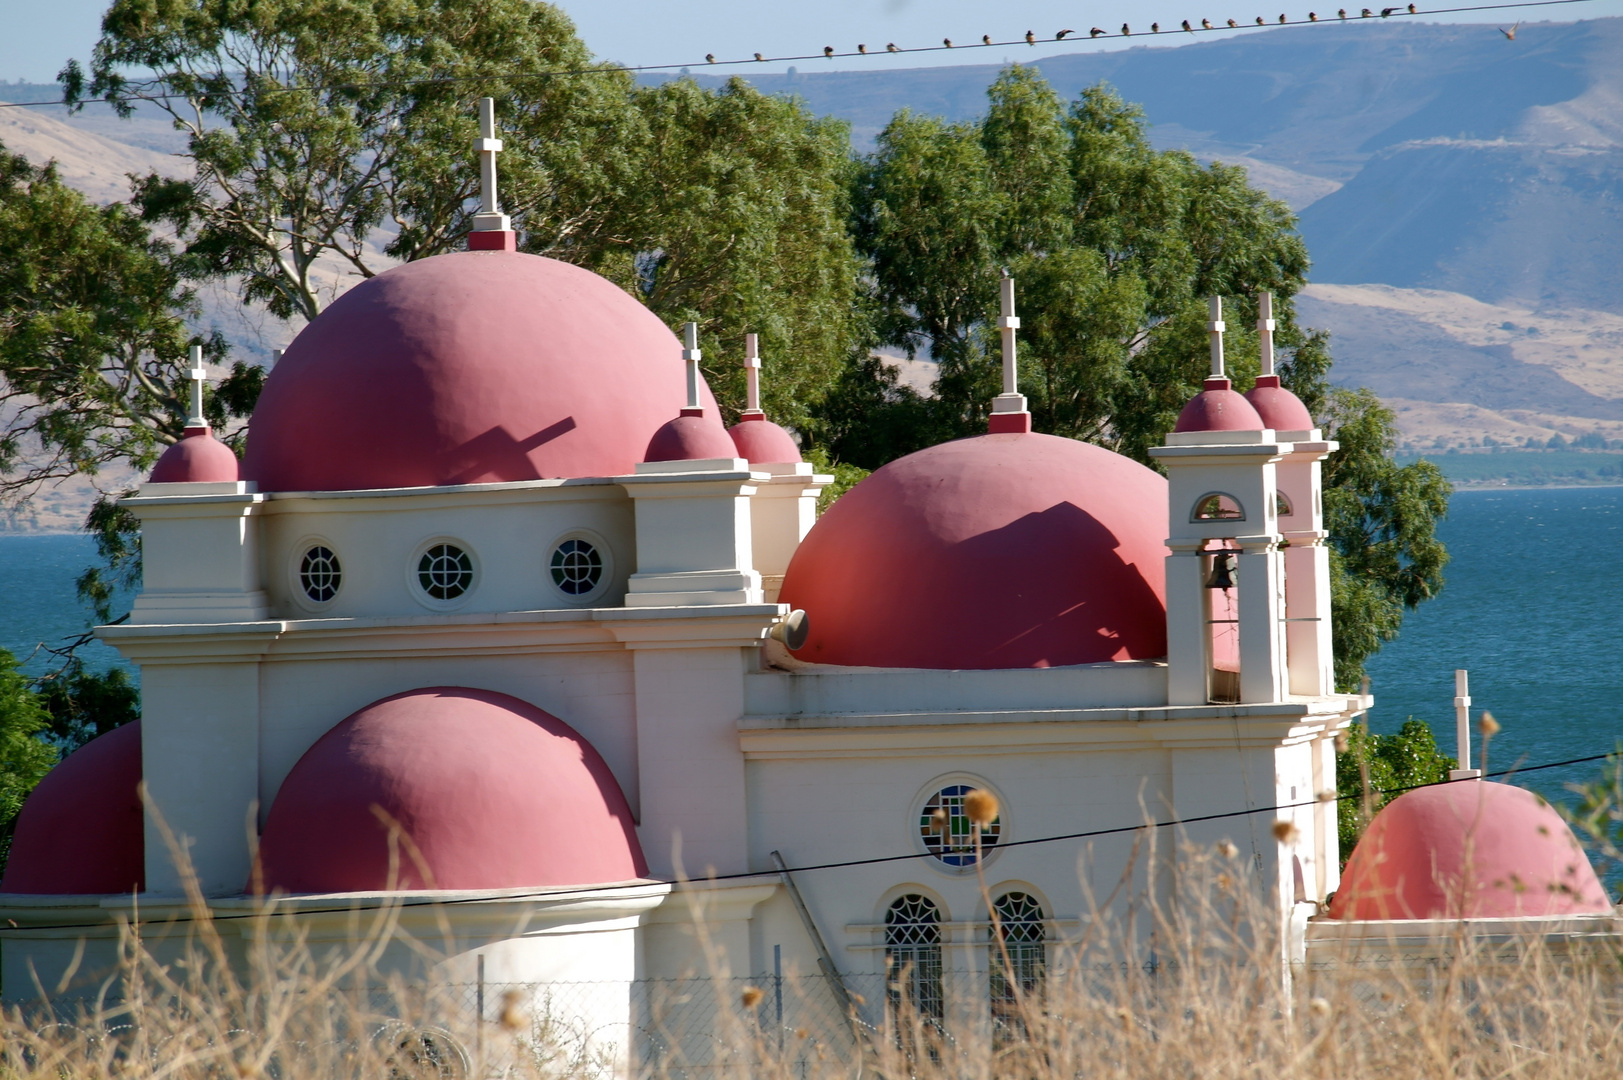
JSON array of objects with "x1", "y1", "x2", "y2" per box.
[
  {"x1": 741, "y1": 332, "x2": 764, "y2": 418},
  {"x1": 1256, "y1": 291, "x2": 1277, "y2": 377},
  {"x1": 988, "y1": 272, "x2": 1032, "y2": 433},
  {"x1": 680, "y1": 322, "x2": 703, "y2": 417},
  {"x1": 185, "y1": 345, "x2": 208, "y2": 431},
  {"x1": 468, "y1": 97, "x2": 517, "y2": 252},
  {"x1": 1207, "y1": 295, "x2": 1227, "y2": 380}
]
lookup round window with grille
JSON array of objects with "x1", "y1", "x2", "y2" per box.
[
  {"x1": 550, "y1": 538, "x2": 603, "y2": 596},
  {"x1": 417, "y1": 543, "x2": 474, "y2": 601},
  {"x1": 919, "y1": 783, "x2": 1002, "y2": 868},
  {"x1": 299, "y1": 545, "x2": 342, "y2": 603}
]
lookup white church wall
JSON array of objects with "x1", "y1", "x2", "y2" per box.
[
  {"x1": 745, "y1": 661, "x2": 1167, "y2": 718},
  {"x1": 258, "y1": 481, "x2": 634, "y2": 620}
]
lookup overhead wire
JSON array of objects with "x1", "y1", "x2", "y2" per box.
[
  {"x1": 3, "y1": 745, "x2": 1618, "y2": 934},
  {"x1": 0, "y1": 0, "x2": 1604, "y2": 111}
]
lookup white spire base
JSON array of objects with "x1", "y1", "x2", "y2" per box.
[
  {"x1": 991, "y1": 393, "x2": 1028, "y2": 413},
  {"x1": 1449, "y1": 667, "x2": 1481, "y2": 780},
  {"x1": 470, "y1": 211, "x2": 511, "y2": 232}
]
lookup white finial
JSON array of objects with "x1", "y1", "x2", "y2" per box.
[
  {"x1": 471, "y1": 97, "x2": 511, "y2": 232},
  {"x1": 1208, "y1": 296, "x2": 1226, "y2": 379},
  {"x1": 743, "y1": 333, "x2": 763, "y2": 416},
  {"x1": 989, "y1": 274, "x2": 1028, "y2": 423},
  {"x1": 682, "y1": 322, "x2": 701, "y2": 412},
  {"x1": 1257, "y1": 292, "x2": 1277, "y2": 378},
  {"x1": 1450, "y1": 669, "x2": 1482, "y2": 780},
  {"x1": 186, "y1": 345, "x2": 208, "y2": 429},
  {"x1": 270, "y1": 348, "x2": 283, "y2": 368}
]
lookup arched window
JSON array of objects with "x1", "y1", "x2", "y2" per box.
[
  {"x1": 989, "y1": 892, "x2": 1046, "y2": 1037},
  {"x1": 1276, "y1": 490, "x2": 1294, "y2": 517},
  {"x1": 885, "y1": 894, "x2": 944, "y2": 1026},
  {"x1": 1192, "y1": 492, "x2": 1245, "y2": 522}
]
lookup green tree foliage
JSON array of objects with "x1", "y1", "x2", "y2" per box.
[
  {"x1": 35, "y1": 661, "x2": 140, "y2": 753},
  {"x1": 831, "y1": 69, "x2": 1307, "y2": 463},
  {"x1": 1563, "y1": 753, "x2": 1623, "y2": 899},
  {"x1": 0, "y1": 140, "x2": 232, "y2": 503},
  {"x1": 1334, "y1": 718, "x2": 1456, "y2": 866},
  {"x1": 0, "y1": 649, "x2": 60, "y2": 876}
]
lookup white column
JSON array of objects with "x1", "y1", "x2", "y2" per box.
[
  {"x1": 470, "y1": 97, "x2": 511, "y2": 233},
  {"x1": 1237, "y1": 538, "x2": 1287, "y2": 705},
  {"x1": 1164, "y1": 546, "x2": 1210, "y2": 706},
  {"x1": 741, "y1": 333, "x2": 764, "y2": 418},
  {"x1": 749, "y1": 464, "x2": 830, "y2": 604},
  {"x1": 619, "y1": 461, "x2": 762, "y2": 606},
  {"x1": 186, "y1": 345, "x2": 207, "y2": 428}
]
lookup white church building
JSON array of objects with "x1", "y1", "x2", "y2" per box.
[{"x1": 4, "y1": 105, "x2": 1610, "y2": 1065}]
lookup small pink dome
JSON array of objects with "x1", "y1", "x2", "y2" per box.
[
  {"x1": 644, "y1": 411, "x2": 738, "y2": 463},
  {"x1": 243, "y1": 252, "x2": 719, "y2": 492},
  {"x1": 778, "y1": 433, "x2": 1168, "y2": 669},
  {"x1": 1173, "y1": 377, "x2": 1265, "y2": 433},
  {"x1": 149, "y1": 427, "x2": 240, "y2": 483},
  {"x1": 1, "y1": 722, "x2": 144, "y2": 895},
  {"x1": 1329, "y1": 782, "x2": 1612, "y2": 920},
  {"x1": 1244, "y1": 376, "x2": 1314, "y2": 432},
  {"x1": 728, "y1": 416, "x2": 802, "y2": 465},
  {"x1": 258, "y1": 687, "x2": 645, "y2": 893}
]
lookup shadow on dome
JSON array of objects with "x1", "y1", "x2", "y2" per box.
[
  {"x1": 440, "y1": 417, "x2": 579, "y2": 486},
  {"x1": 959, "y1": 502, "x2": 1168, "y2": 668}
]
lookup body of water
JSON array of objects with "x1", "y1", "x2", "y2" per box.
[{"x1": 1, "y1": 487, "x2": 1620, "y2": 805}]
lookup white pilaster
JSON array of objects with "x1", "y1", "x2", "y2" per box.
[
  {"x1": 747, "y1": 462, "x2": 831, "y2": 604},
  {"x1": 1275, "y1": 437, "x2": 1336, "y2": 697},
  {"x1": 123, "y1": 486, "x2": 270, "y2": 624},
  {"x1": 618, "y1": 460, "x2": 763, "y2": 606}
]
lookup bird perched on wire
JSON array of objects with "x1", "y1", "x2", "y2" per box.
[
  {"x1": 857, "y1": 43, "x2": 867, "y2": 53},
  {"x1": 1309, "y1": 11, "x2": 1318, "y2": 19},
  {"x1": 1408, "y1": 2, "x2": 1417, "y2": 11},
  {"x1": 1381, "y1": 6, "x2": 1397, "y2": 14},
  {"x1": 1227, "y1": 18, "x2": 1238, "y2": 27},
  {"x1": 1152, "y1": 21, "x2": 1161, "y2": 31},
  {"x1": 983, "y1": 34, "x2": 992, "y2": 44},
  {"x1": 1500, "y1": 21, "x2": 1518, "y2": 38},
  {"x1": 1183, "y1": 19, "x2": 1194, "y2": 31},
  {"x1": 886, "y1": 42, "x2": 900, "y2": 51},
  {"x1": 1279, "y1": 13, "x2": 1288, "y2": 21},
  {"x1": 1338, "y1": 8, "x2": 1347, "y2": 17},
  {"x1": 1361, "y1": 7, "x2": 1372, "y2": 15},
  {"x1": 705, "y1": 53, "x2": 716, "y2": 63},
  {"x1": 1203, "y1": 18, "x2": 1214, "y2": 29},
  {"x1": 1256, "y1": 16, "x2": 1265, "y2": 24},
  {"x1": 1056, "y1": 28, "x2": 1075, "y2": 38},
  {"x1": 943, "y1": 37, "x2": 953, "y2": 47},
  {"x1": 1123, "y1": 23, "x2": 1132, "y2": 34},
  {"x1": 1090, "y1": 27, "x2": 1106, "y2": 37},
  {"x1": 1026, "y1": 29, "x2": 1036, "y2": 44},
  {"x1": 823, "y1": 45, "x2": 834, "y2": 57},
  {"x1": 754, "y1": 52, "x2": 764, "y2": 61}
]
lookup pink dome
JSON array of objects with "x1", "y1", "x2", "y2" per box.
[
  {"x1": 1329, "y1": 782, "x2": 1612, "y2": 920},
  {"x1": 149, "y1": 427, "x2": 239, "y2": 483},
  {"x1": 778, "y1": 433, "x2": 1168, "y2": 669},
  {"x1": 243, "y1": 252, "x2": 720, "y2": 492},
  {"x1": 1, "y1": 722, "x2": 143, "y2": 895},
  {"x1": 1244, "y1": 376, "x2": 1314, "y2": 432},
  {"x1": 1173, "y1": 377, "x2": 1265, "y2": 433},
  {"x1": 729, "y1": 417, "x2": 802, "y2": 465},
  {"x1": 257, "y1": 687, "x2": 646, "y2": 893},
  {"x1": 644, "y1": 411, "x2": 738, "y2": 463}
]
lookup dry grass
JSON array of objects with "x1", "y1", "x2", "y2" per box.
[{"x1": 4, "y1": 830, "x2": 1622, "y2": 1080}]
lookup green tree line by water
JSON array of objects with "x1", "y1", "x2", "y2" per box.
[{"x1": 0, "y1": 0, "x2": 1459, "y2": 866}]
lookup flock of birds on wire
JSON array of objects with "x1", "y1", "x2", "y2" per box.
[{"x1": 700, "y1": 4, "x2": 1530, "y2": 63}]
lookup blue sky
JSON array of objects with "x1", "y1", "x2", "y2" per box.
[{"x1": 3, "y1": 0, "x2": 1620, "y2": 86}]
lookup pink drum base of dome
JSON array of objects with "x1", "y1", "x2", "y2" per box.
[
  {"x1": 779, "y1": 432, "x2": 1168, "y2": 669},
  {"x1": 1244, "y1": 376, "x2": 1314, "y2": 432},
  {"x1": 1329, "y1": 782, "x2": 1611, "y2": 920},
  {"x1": 1173, "y1": 378, "x2": 1266, "y2": 433},
  {"x1": 645, "y1": 412, "x2": 739, "y2": 463},
  {"x1": 243, "y1": 252, "x2": 719, "y2": 492},
  {"x1": 149, "y1": 428, "x2": 240, "y2": 484},
  {"x1": 728, "y1": 416, "x2": 802, "y2": 465},
  {"x1": 1, "y1": 722, "x2": 144, "y2": 895},
  {"x1": 257, "y1": 687, "x2": 646, "y2": 893}
]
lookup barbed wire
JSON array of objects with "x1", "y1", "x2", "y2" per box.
[{"x1": 0, "y1": 0, "x2": 1603, "y2": 111}]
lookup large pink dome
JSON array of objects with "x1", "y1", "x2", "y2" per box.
[
  {"x1": 257, "y1": 687, "x2": 646, "y2": 893},
  {"x1": 1, "y1": 722, "x2": 144, "y2": 895},
  {"x1": 1329, "y1": 782, "x2": 1611, "y2": 920},
  {"x1": 243, "y1": 252, "x2": 718, "y2": 492},
  {"x1": 778, "y1": 433, "x2": 1168, "y2": 669}
]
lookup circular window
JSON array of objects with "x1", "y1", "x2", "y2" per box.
[
  {"x1": 299, "y1": 545, "x2": 342, "y2": 603},
  {"x1": 919, "y1": 783, "x2": 1002, "y2": 868},
  {"x1": 417, "y1": 543, "x2": 474, "y2": 600},
  {"x1": 550, "y1": 538, "x2": 603, "y2": 596}
]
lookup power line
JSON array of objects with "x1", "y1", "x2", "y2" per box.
[
  {"x1": 3, "y1": 746, "x2": 1616, "y2": 935},
  {"x1": 0, "y1": 0, "x2": 1602, "y2": 112}
]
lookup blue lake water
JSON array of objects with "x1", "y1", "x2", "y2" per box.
[{"x1": 1, "y1": 486, "x2": 1620, "y2": 806}]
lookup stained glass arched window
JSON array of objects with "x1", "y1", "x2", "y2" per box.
[
  {"x1": 989, "y1": 892, "x2": 1046, "y2": 1038},
  {"x1": 884, "y1": 894, "x2": 944, "y2": 1026}
]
